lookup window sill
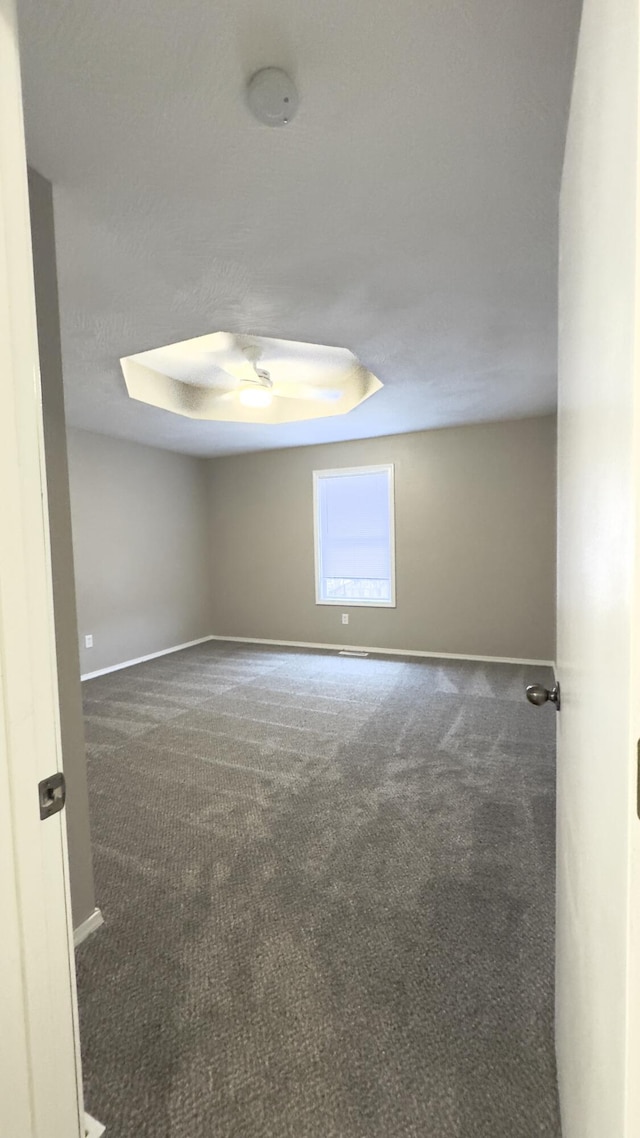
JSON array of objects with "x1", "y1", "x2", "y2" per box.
[{"x1": 315, "y1": 599, "x2": 397, "y2": 609}]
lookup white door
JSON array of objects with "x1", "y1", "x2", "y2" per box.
[
  {"x1": 0, "y1": 0, "x2": 84, "y2": 1135},
  {"x1": 555, "y1": 0, "x2": 640, "y2": 1135}
]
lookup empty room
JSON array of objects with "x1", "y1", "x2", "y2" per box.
[{"x1": 8, "y1": 0, "x2": 640, "y2": 1137}]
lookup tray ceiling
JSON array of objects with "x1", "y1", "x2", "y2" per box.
[{"x1": 17, "y1": 0, "x2": 581, "y2": 455}]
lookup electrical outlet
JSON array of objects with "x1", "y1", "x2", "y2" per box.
[
  {"x1": 85, "y1": 634, "x2": 93, "y2": 649},
  {"x1": 341, "y1": 613, "x2": 349, "y2": 625}
]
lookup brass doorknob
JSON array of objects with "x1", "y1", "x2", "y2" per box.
[{"x1": 526, "y1": 682, "x2": 561, "y2": 710}]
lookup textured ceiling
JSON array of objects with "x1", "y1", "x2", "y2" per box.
[{"x1": 18, "y1": 0, "x2": 581, "y2": 456}]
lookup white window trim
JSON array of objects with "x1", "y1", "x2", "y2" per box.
[{"x1": 313, "y1": 463, "x2": 397, "y2": 608}]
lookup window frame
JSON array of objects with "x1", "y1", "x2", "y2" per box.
[{"x1": 312, "y1": 463, "x2": 397, "y2": 608}]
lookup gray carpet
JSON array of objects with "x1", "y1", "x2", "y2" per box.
[{"x1": 76, "y1": 642, "x2": 559, "y2": 1138}]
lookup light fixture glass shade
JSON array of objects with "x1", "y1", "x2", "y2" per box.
[{"x1": 239, "y1": 386, "x2": 273, "y2": 408}]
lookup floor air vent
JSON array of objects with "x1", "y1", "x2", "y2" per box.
[{"x1": 338, "y1": 650, "x2": 369, "y2": 657}]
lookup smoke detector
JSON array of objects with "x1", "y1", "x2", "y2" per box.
[{"x1": 247, "y1": 68, "x2": 298, "y2": 127}]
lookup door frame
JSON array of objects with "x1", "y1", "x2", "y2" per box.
[{"x1": 0, "y1": 0, "x2": 84, "y2": 1134}]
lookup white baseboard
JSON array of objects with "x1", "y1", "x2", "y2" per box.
[
  {"x1": 81, "y1": 635, "x2": 214, "y2": 681},
  {"x1": 208, "y1": 635, "x2": 555, "y2": 668},
  {"x1": 74, "y1": 907, "x2": 104, "y2": 947},
  {"x1": 84, "y1": 1113, "x2": 106, "y2": 1138},
  {"x1": 80, "y1": 633, "x2": 554, "y2": 681}
]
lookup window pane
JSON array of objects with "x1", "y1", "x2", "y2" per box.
[
  {"x1": 315, "y1": 467, "x2": 394, "y2": 606},
  {"x1": 324, "y1": 577, "x2": 392, "y2": 601}
]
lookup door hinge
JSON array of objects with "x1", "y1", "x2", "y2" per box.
[
  {"x1": 633, "y1": 741, "x2": 637, "y2": 823},
  {"x1": 38, "y1": 771, "x2": 66, "y2": 820}
]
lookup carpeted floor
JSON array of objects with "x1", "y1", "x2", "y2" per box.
[{"x1": 76, "y1": 641, "x2": 559, "y2": 1138}]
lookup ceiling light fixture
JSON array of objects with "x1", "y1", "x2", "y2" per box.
[
  {"x1": 239, "y1": 386, "x2": 273, "y2": 408},
  {"x1": 120, "y1": 332, "x2": 383, "y2": 423}
]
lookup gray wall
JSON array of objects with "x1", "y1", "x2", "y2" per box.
[
  {"x1": 29, "y1": 169, "x2": 96, "y2": 926},
  {"x1": 67, "y1": 429, "x2": 212, "y2": 675},
  {"x1": 208, "y1": 417, "x2": 556, "y2": 661}
]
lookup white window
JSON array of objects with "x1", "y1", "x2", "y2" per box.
[{"x1": 313, "y1": 464, "x2": 396, "y2": 607}]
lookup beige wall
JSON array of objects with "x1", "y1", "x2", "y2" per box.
[
  {"x1": 208, "y1": 417, "x2": 556, "y2": 661},
  {"x1": 67, "y1": 429, "x2": 212, "y2": 675},
  {"x1": 29, "y1": 169, "x2": 96, "y2": 926}
]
